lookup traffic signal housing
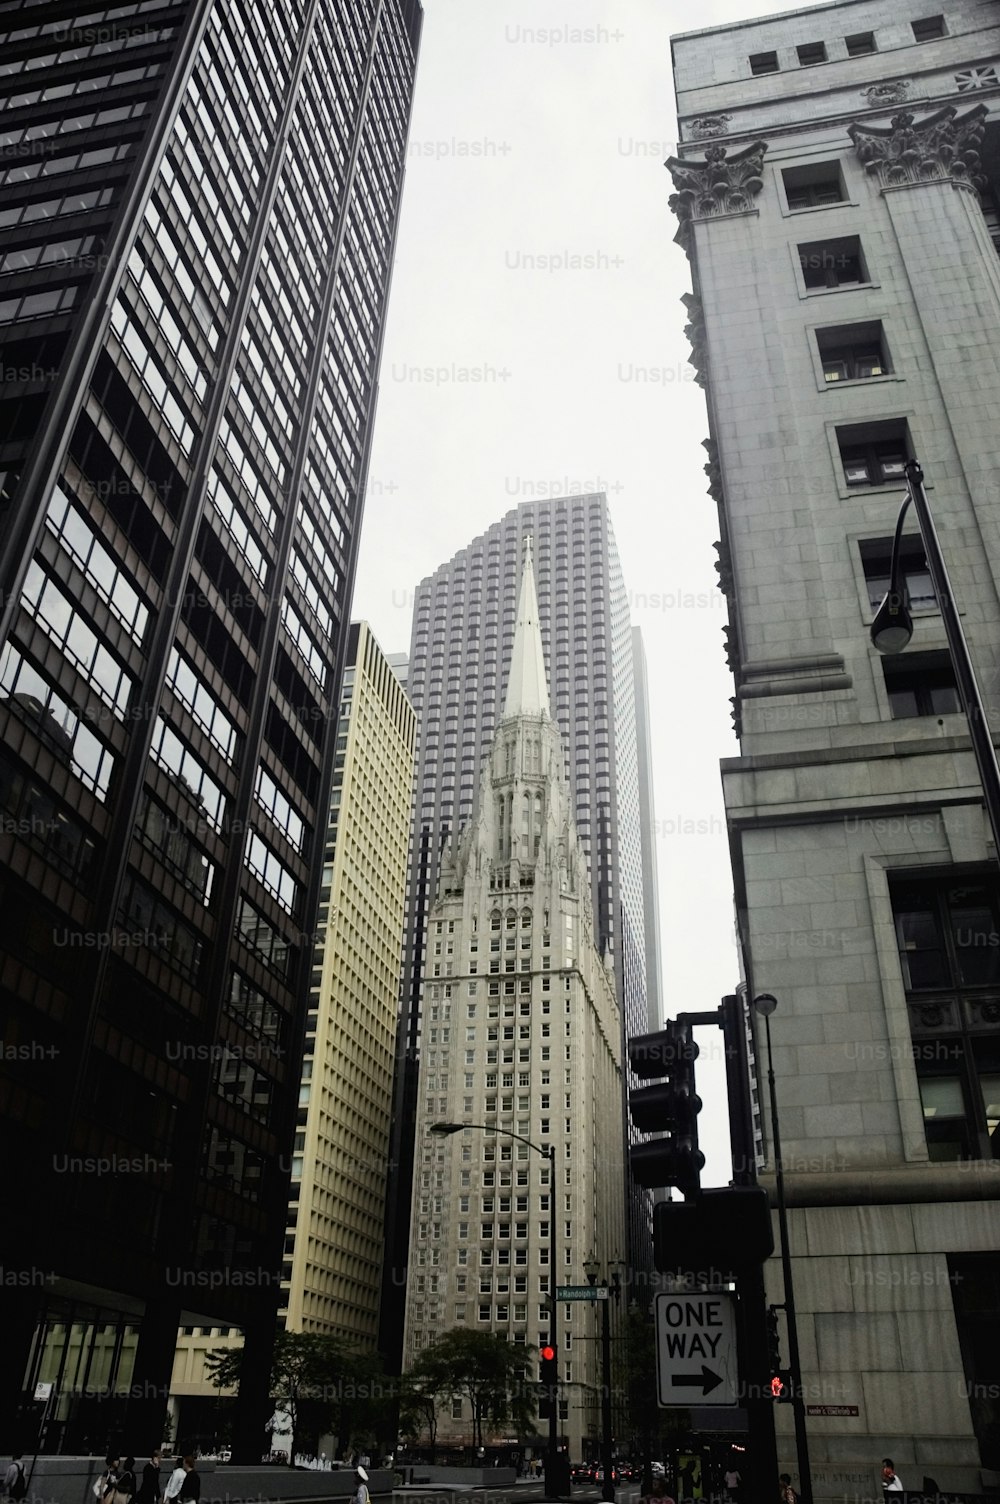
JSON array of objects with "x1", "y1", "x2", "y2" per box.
[
  {"x1": 628, "y1": 1021, "x2": 705, "y2": 1198},
  {"x1": 653, "y1": 1186, "x2": 774, "y2": 1276},
  {"x1": 539, "y1": 1344, "x2": 557, "y2": 1389}
]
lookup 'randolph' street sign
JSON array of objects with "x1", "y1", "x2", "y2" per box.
[
  {"x1": 556, "y1": 1285, "x2": 609, "y2": 1301},
  {"x1": 655, "y1": 1291, "x2": 738, "y2": 1407}
]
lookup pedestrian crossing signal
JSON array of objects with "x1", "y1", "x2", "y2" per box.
[{"x1": 770, "y1": 1371, "x2": 792, "y2": 1402}]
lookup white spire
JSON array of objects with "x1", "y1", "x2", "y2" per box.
[{"x1": 502, "y1": 536, "x2": 550, "y2": 718}]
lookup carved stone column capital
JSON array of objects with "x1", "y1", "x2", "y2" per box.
[
  {"x1": 847, "y1": 104, "x2": 988, "y2": 193},
  {"x1": 666, "y1": 140, "x2": 768, "y2": 249}
]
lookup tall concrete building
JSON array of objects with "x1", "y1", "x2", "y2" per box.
[
  {"x1": 281, "y1": 621, "x2": 415, "y2": 1340},
  {"x1": 381, "y1": 494, "x2": 659, "y2": 1362},
  {"x1": 401, "y1": 544, "x2": 625, "y2": 1462},
  {"x1": 0, "y1": 0, "x2": 421, "y2": 1454},
  {"x1": 671, "y1": 2, "x2": 1000, "y2": 1494}
]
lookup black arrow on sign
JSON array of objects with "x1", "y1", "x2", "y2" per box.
[{"x1": 672, "y1": 1366, "x2": 723, "y2": 1396}]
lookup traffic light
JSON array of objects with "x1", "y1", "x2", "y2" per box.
[
  {"x1": 628, "y1": 1021, "x2": 705, "y2": 1197},
  {"x1": 539, "y1": 1344, "x2": 557, "y2": 1389},
  {"x1": 766, "y1": 1305, "x2": 781, "y2": 1372},
  {"x1": 770, "y1": 1370, "x2": 793, "y2": 1403}
]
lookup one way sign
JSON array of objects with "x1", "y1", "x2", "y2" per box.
[{"x1": 655, "y1": 1291, "x2": 738, "y2": 1408}]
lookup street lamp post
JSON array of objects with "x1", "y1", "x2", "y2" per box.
[
  {"x1": 752, "y1": 997, "x2": 812, "y2": 1504},
  {"x1": 429, "y1": 1122, "x2": 562, "y2": 1499},
  {"x1": 871, "y1": 458, "x2": 1000, "y2": 860},
  {"x1": 583, "y1": 1260, "x2": 620, "y2": 1504}
]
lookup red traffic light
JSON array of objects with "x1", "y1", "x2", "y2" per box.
[{"x1": 540, "y1": 1345, "x2": 556, "y2": 1362}]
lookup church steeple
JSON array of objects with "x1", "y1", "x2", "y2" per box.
[{"x1": 502, "y1": 536, "x2": 550, "y2": 719}]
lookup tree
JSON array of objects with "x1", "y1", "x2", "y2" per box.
[
  {"x1": 397, "y1": 1373, "x2": 442, "y2": 1462},
  {"x1": 205, "y1": 1332, "x2": 386, "y2": 1464},
  {"x1": 414, "y1": 1329, "x2": 537, "y2": 1454}
]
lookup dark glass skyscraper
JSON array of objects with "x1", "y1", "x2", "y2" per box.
[
  {"x1": 381, "y1": 493, "x2": 661, "y2": 1362},
  {"x1": 0, "y1": 0, "x2": 420, "y2": 1454}
]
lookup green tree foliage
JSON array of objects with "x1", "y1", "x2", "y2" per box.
[
  {"x1": 411, "y1": 1328, "x2": 537, "y2": 1453},
  {"x1": 205, "y1": 1332, "x2": 389, "y2": 1463}
]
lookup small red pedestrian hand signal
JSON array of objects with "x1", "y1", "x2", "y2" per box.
[{"x1": 770, "y1": 1374, "x2": 786, "y2": 1398}]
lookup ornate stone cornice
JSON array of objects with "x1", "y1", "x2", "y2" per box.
[
  {"x1": 689, "y1": 114, "x2": 732, "y2": 139},
  {"x1": 862, "y1": 80, "x2": 910, "y2": 108},
  {"x1": 666, "y1": 140, "x2": 768, "y2": 250},
  {"x1": 847, "y1": 105, "x2": 988, "y2": 194},
  {"x1": 703, "y1": 437, "x2": 723, "y2": 504},
  {"x1": 713, "y1": 539, "x2": 733, "y2": 599},
  {"x1": 680, "y1": 291, "x2": 707, "y2": 387}
]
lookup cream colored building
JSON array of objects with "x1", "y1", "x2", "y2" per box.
[
  {"x1": 282, "y1": 620, "x2": 415, "y2": 1337},
  {"x1": 170, "y1": 624, "x2": 414, "y2": 1431},
  {"x1": 402, "y1": 543, "x2": 625, "y2": 1461}
]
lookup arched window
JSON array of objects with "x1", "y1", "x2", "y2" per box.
[
  {"x1": 521, "y1": 909, "x2": 532, "y2": 928},
  {"x1": 506, "y1": 908, "x2": 517, "y2": 929},
  {"x1": 491, "y1": 909, "x2": 502, "y2": 931}
]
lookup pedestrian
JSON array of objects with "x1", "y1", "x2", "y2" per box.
[
  {"x1": 724, "y1": 1461, "x2": 741, "y2": 1503},
  {"x1": 162, "y1": 1457, "x2": 186, "y2": 1504},
  {"x1": 882, "y1": 1460, "x2": 903, "y2": 1494},
  {"x1": 176, "y1": 1458, "x2": 200, "y2": 1504},
  {"x1": 109, "y1": 1458, "x2": 136, "y2": 1504},
  {"x1": 778, "y1": 1474, "x2": 799, "y2": 1504},
  {"x1": 93, "y1": 1456, "x2": 120, "y2": 1502},
  {"x1": 3, "y1": 1456, "x2": 27, "y2": 1502},
  {"x1": 353, "y1": 1466, "x2": 370, "y2": 1504},
  {"x1": 135, "y1": 1450, "x2": 162, "y2": 1504}
]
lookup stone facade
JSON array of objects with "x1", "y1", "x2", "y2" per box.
[
  {"x1": 402, "y1": 545, "x2": 625, "y2": 1462},
  {"x1": 671, "y1": 2, "x2": 1000, "y2": 1495}
]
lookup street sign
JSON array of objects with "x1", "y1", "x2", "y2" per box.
[
  {"x1": 34, "y1": 1382, "x2": 53, "y2": 1402},
  {"x1": 556, "y1": 1284, "x2": 609, "y2": 1301},
  {"x1": 655, "y1": 1291, "x2": 738, "y2": 1407}
]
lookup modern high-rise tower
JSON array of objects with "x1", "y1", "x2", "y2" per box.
[
  {"x1": 671, "y1": 1, "x2": 1000, "y2": 1492},
  {"x1": 381, "y1": 493, "x2": 659, "y2": 1364},
  {"x1": 0, "y1": 0, "x2": 421, "y2": 1455},
  {"x1": 401, "y1": 544, "x2": 625, "y2": 1463},
  {"x1": 281, "y1": 621, "x2": 415, "y2": 1341}
]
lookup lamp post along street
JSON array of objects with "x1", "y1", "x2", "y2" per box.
[
  {"x1": 430, "y1": 1123, "x2": 562, "y2": 1498},
  {"x1": 754, "y1": 1000, "x2": 812, "y2": 1504},
  {"x1": 873, "y1": 459, "x2": 1000, "y2": 863}
]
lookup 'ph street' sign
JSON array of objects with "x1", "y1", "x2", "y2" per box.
[{"x1": 654, "y1": 1292, "x2": 738, "y2": 1408}]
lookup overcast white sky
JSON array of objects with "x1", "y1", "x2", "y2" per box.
[{"x1": 353, "y1": 0, "x2": 809, "y2": 1185}]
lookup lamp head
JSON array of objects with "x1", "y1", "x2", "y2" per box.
[
  {"x1": 753, "y1": 993, "x2": 778, "y2": 1018},
  {"x1": 583, "y1": 1256, "x2": 600, "y2": 1284},
  {"x1": 871, "y1": 591, "x2": 913, "y2": 654},
  {"x1": 429, "y1": 1122, "x2": 463, "y2": 1137}
]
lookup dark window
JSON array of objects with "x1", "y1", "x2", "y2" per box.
[
  {"x1": 912, "y1": 15, "x2": 945, "y2": 42},
  {"x1": 837, "y1": 420, "x2": 908, "y2": 485},
  {"x1": 890, "y1": 874, "x2": 1000, "y2": 1162},
  {"x1": 799, "y1": 234, "x2": 866, "y2": 289},
  {"x1": 797, "y1": 41, "x2": 827, "y2": 65},
  {"x1": 883, "y1": 650, "x2": 960, "y2": 719},
  {"x1": 749, "y1": 50, "x2": 779, "y2": 75},
  {"x1": 859, "y1": 536, "x2": 935, "y2": 614},
  {"x1": 817, "y1": 322, "x2": 890, "y2": 381},
  {"x1": 783, "y1": 162, "x2": 845, "y2": 209},
  {"x1": 845, "y1": 31, "x2": 877, "y2": 55},
  {"x1": 948, "y1": 1254, "x2": 1000, "y2": 1468}
]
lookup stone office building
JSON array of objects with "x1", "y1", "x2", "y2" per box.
[
  {"x1": 402, "y1": 545, "x2": 625, "y2": 1463},
  {"x1": 670, "y1": 1, "x2": 1000, "y2": 1495},
  {"x1": 382, "y1": 494, "x2": 660, "y2": 1367}
]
